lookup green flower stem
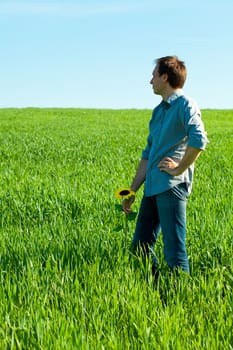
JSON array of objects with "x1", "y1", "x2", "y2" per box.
[{"x1": 123, "y1": 213, "x2": 128, "y2": 249}]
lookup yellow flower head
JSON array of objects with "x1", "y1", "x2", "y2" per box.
[{"x1": 115, "y1": 188, "x2": 135, "y2": 199}]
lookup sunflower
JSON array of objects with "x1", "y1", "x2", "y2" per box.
[{"x1": 115, "y1": 188, "x2": 135, "y2": 199}]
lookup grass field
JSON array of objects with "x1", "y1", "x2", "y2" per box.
[{"x1": 0, "y1": 108, "x2": 232, "y2": 349}]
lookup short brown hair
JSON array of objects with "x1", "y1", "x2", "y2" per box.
[{"x1": 155, "y1": 56, "x2": 187, "y2": 88}]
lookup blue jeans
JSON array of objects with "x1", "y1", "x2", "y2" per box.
[{"x1": 132, "y1": 183, "x2": 189, "y2": 273}]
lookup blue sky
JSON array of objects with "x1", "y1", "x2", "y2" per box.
[{"x1": 0, "y1": 0, "x2": 232, "y2": 109}]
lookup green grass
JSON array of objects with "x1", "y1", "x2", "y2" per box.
[{"x1": 0, "y1": 108, "x2": 232, "y2": 349}]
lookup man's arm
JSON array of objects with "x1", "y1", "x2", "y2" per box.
[
  {"x1": 158, "y1": 146, "x2": 202, "y2": 176},
  {"x1": 122, "y1": 159, "x2": 148, "y2": 214},
  {"x1": 130, "y1": 158, "x2": 148, "y2": 192}
]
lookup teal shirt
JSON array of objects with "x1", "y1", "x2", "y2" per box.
[{"x1": 142, "y1": 91, "x2": 208, "y2": 196}]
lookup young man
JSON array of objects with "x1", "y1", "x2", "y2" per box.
[{"x1": 123, "y1": 56, "x2": 208, "y2": 274}]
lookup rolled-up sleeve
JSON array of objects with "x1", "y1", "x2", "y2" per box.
[
  {"x1": 142, "y1": 142, "x2": 150, "y2": 159},
  {"x1": 184, "y1": 102, "x2": 209, "y2": 150}
]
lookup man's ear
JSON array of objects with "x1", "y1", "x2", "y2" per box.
[{"x1": 162, "y1": 73, "x2": 168, "y2": 82}]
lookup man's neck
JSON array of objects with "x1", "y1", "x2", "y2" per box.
[{"x1": 162, "y1": 87, "x2": 179, "y2": 101}]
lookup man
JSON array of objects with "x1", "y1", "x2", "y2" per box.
[{"x1": 123, "y1": 56, "x2": 208, "y2": 274}]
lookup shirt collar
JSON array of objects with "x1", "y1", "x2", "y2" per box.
[{"x1": 166, "y1": 89, "x2": 183, "y2": 104}]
